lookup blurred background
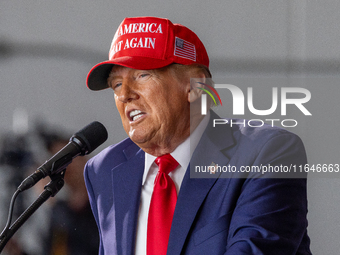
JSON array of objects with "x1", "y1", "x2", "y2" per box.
[{"x1": 0, "y1": 0, "x2": 339, "y2": 254}]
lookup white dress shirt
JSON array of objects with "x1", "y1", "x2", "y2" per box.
[{"x1": 135, "y1": 112, "x2": 210, "y2": 255}]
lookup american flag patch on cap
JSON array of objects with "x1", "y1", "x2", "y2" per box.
[{"x1": 174, "y1": 37, "x2": 196, "y2": 62}]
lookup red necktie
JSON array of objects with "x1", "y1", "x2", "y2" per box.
[{"x1": 147, "y1": 154, "x2": 179, "y2": 255}]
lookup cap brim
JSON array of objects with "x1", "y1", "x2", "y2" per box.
[{"x1": 86, "y1": 56, "x2": 174, "y2": 91}]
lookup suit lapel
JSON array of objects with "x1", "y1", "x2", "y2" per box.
[
  {"x1": 111, "y1": 142, "x2": 144, "y2": 255},
  {"x1": 167, "y1": 111, "x2": 235, "y2": 254}
]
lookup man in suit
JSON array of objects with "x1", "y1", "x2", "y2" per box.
[{"x1": 84, "y1": 16, "x2": 311, "y2": 254}]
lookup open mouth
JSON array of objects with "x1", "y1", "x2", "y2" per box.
[{"x1": 129, "y1": 109, "x2": 145, "y2": 122}]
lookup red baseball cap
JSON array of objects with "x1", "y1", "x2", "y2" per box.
[{"x1": 86, "y1": 16, "x2": 209, "y2": 90}]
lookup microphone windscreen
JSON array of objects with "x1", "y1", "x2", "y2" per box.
[{"x1": 72, "y1": 121, "x2": 108, "y2": 154}]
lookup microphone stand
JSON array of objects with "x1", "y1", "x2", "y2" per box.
[{"x1": 0, "y1": 170, "x2": 66, "y2": 253}]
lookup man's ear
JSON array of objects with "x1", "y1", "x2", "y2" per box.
[
  {"x1": 188, "y1": 74, "x2": 206, "y2": 103},
  {"x1": 188, "y1": 85, "x2": 203, "y2": 103}
]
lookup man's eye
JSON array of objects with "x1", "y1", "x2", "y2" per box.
[
  {"x1": 139, "y1": 73, "x2": 150, "y2": 79},
  {"x1": 113, "y1": 82, "x2": 122, "y2": 90}
]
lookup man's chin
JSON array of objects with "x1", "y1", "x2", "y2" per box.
[{"x1": 128, "y1": 131, "x2": 151, "y2": 146}]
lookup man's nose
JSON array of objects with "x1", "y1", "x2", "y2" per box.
[{"x1": 117, "y1": 81, "x2": 139, "y2": 103}]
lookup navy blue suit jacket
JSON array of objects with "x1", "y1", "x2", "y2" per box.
[{"x1": 84, "y1": 112, "x2": 311, "y2": 254}]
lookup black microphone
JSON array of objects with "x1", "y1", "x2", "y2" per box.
[{"x1": 18, "y1": 121, "x2": 108, "y2": 192}]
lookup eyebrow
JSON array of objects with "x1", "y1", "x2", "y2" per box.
[{"x1": 107, "y1": 71, "x2": 120, "y2": 87}]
